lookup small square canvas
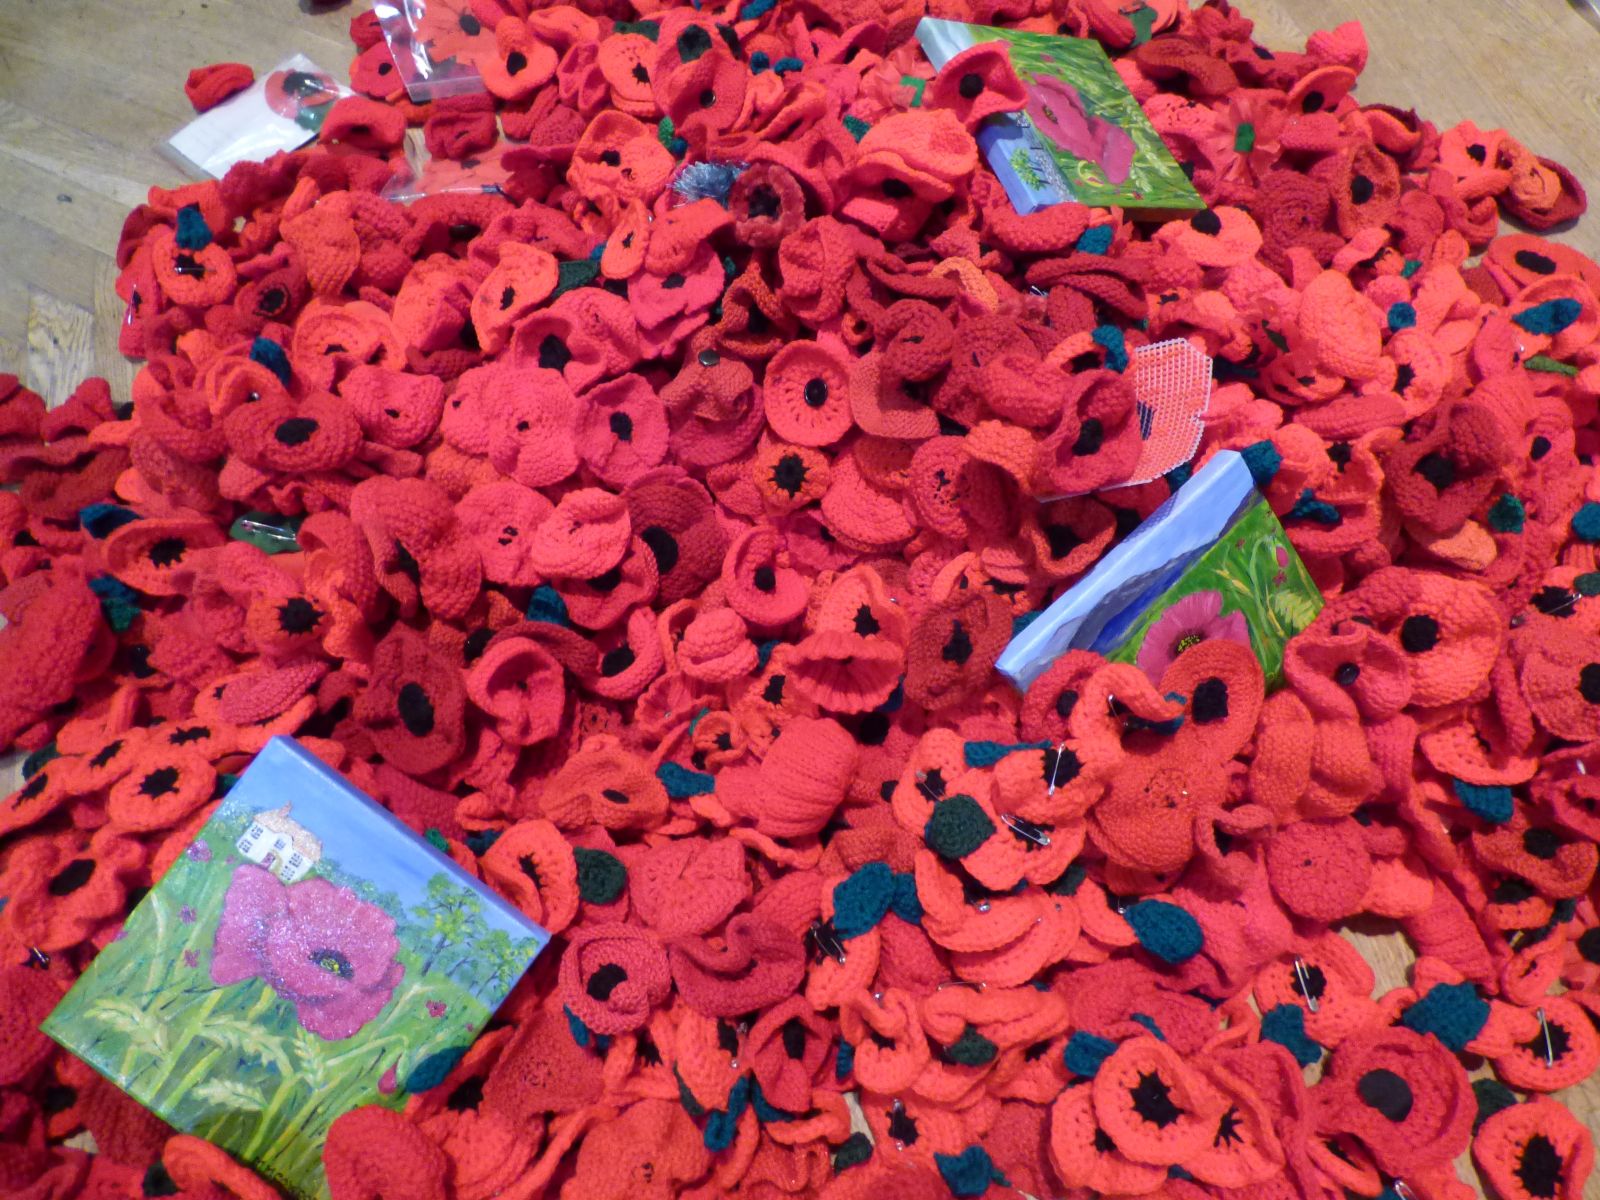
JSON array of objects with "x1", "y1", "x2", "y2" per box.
[
  {"x1": 998, "y1": 450, "x2": 1323, "y2": 690},
  {"x1": 916, "y1": 18, "x2": 1205, "y2": 216},
  {"x1": 42, "y1": 737, "x2": 546, "y2": 1200}
]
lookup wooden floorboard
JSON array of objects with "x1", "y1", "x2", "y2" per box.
[{"x1": 0, "y1": 2, "x2": 1596, "y2": 1194}]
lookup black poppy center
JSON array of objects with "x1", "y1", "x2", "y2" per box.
[
  {"x1": 1191, "y1": 677, "x2": 1229, "y2": 724},
  {"x1": 1578, "y1": 926, "x2": 1600, "y2": 964},
  {"x1": 747, "y1": 184, "x2": 781, "y2": 219},
  {"x1": 397, "y1": 682, "x2": 436, "y2": 736},
  {"x1": 942, "y1": 620, "x2": 974, "y2": 665},
  {"x1": 1516, "y1": 1132, "x2": 1564, "y2": 1199},
  {"x1": 753, "y1": 565, "x2": 777, "y2": 592},
  {"x1": 48, "y1": 858, "x2": 96, "y2": 896},
  {"x1": 1399, "y1": 615, "x2": 1440, "y2": 653},
  {"x1": 640, "y1": 526, "x2": 679, "y2": 575},
  {"x1": 1293, "y1": 962, "x2": 1327, "y2": 999},
  {"x1": 762, "y1": 674, "x2": 785, "y2": 704},
  {"x1": 589, "y1": 565, "x2": 623, "y2": 593},
  {"x1": 886, "y1": 1106, "x2": 918, "y2": 1144},
  {"x1": 678, "y1": 25, "x2": 713, "y2": 62},
  {"x1": 1531, "y1": 435, "x2": 1552, "y2": 460},
  {"x1": 1130, "y1": 1071, "x2": 1184, "y2": 1127},
  {"x1": 275, "y1": 417, "x2": 318, "y2": 446},
  {"x1": 505, "y1": 51, "x2": 528, "y2": 75},
  {"x1": 663, "y1": 273, "x2": 686, "y2": 289},
  {"x1": 463, "y1": 627, "x2": 492, "y2": 663},
  {"x1": 447, "y1": 1076, "x2": 485, "y2": 1112},
  {"x1": 149, "y1": 537, "x2": 187, "y2": 568},
  {"x1": 957, "y1": 72, "x2": 984, "y2": 99},
  {"x1": 803, "y1": 378, "x2": 829, "y2": 408},
  {"x1": 458, "y1": 11, "x2": 481, "y2": 34},
  {"x1": 1073, "y1": 418, "x2": 1104, "y2": 456},
  {"x1": 771, "y1": 454, "x2": 808, "y2": 496},
  {"x1": 1395, "y1": 363, "x2": 1416, "y2": 392},
  {"x1": 587, "y1": 962, "x2": 629, "y2": 1000},
  {"x1": 631, "y1": 64, "x2": 649, "y2": 85},
  {"x1": 278, "y1": 596, "x2": 322, "y2": 634},
  {"x1": 538, "y1": 333, "x2": 571, "y2": 371},
  {"x1": 1520, "y1": 1020, "x2": 1571, "y2": 1064},
  {"x1": 601, "y1": 646, "x2": 636, "y2": 676},
  {"x1": 140, "y1": 766, "x2": 180, "y2": 797},
  {"x1": 1300, "y1": 89, "x2": 1325, "y2": 112},
  {"x1": 1356, "y1": 1068, "x2": 1413, "y2": 1122},
  {"x1": 1055, "y1": 689, "x2": 1079, "y2": 719},
  {"x1": 1579, "y1": 663, "x2": 1600, "y2": 703},
  {"x1": 781, "y1": 1017, "x2": 808, "y2": 1060},
  {"x1": 1413, "y1": 451, "x2": 1456, "y2": 492},
  {"x1": 1522, "y1": 827, "x2": 1562, "y2": 860},
  {"x1": 1044, "y1": 523, "x2": 1082, "y2": 559},
  {"x1": 853, "y1": 712, "x2": 890, "y2": 746},
  {"x1": 258, "y1": 286, "x2": 288, "y2": 316},
  {"x1": 881, "y1": 178, "x2": 913, "y2": 199},
  {"x1": 1533, "y1": 587, "x2": 1577, "y2": 618},
  {"x1": 1334, "y1": 662, "x2": 1361, "y2": 686},
  {"x1": 600, "y1": 149, "x2": 622, "y2": 167},
  {"x1": 1189, "y1": 209, "x2": 1222, "y2": 236},
  {"x1": 1515, "y1": 249, "x2": 1557, "y2": 275},
  {"x1": 1350, "y1": 174, "x2": 1375, "y2": 204},
  {"x1": 609, "y1": 411, "x2": 634, "y2": 442},
  {"x1": 90, "y1": 740, "x2": 125, "y2": 769},
  {"x1": 852, "y1": 604, "x2": 882, "y2": 637}
]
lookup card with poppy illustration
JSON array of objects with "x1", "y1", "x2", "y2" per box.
[
  {"x1": 42, "y1": 736, "x2": 546, "y2": 1200},
  {"x1": 997, "y1": 450, "x2": 1322, "y2": 690},
  {"x1": 373, "y1": 0, "x2": 489, "y2": 102},
  {"x1": 916, "y1": 18, "x2": 1204, "y2": 216},
  {"x1": 164, "y1": 55, "x2": 348, "y2": 180}
]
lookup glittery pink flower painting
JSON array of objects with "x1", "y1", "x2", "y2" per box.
[
  {"x1": 1136, "y1": 590, "x2": 1251, "y2": 680},
  {"x1": 210, "y1": 865, "x2": 404, "y2": 1041},
  {"x1": 1024, "y1": 76, "x2": 1135, "y2": 184}
]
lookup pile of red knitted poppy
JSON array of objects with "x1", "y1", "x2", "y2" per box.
[{"x1": 4, "y1": 0, "x2": 1600, "y2": 1197}]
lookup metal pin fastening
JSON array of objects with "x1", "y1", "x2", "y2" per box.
[
  {"x1": 1046, "y1": 741, "x2": 1068, "y2": 796},
  {"x1": 1293, "y1": 958, "x2": 1319, "y2": 1013},
  {"x1": 915, "y1": 770, "x2": 940, "y2": 804},
  {"x1": 1392, "y1": 1181, "x2": 1418, "y2": 1200},
  {"x1": 1001, "y1": 812, "x2": 1052, "y2": 847},
  {"x1": 1537, "y1": 1008, "x2": 1555, "y2": 1066},
  {"x1": 28, "y1": 947, "x2": 49, "y2": 969},
  {"x1": 1578, "y1": 760, "x2": 1588, "y2": 776},
  {"x1": 807, "y1": 919, "x2": 846, "y2": 966}
]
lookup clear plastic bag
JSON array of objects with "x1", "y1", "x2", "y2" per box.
[
  {"x1": 373, "y1": 0, "x2": 488, "y2": 102},
  {"x1": 381, "y1": 134, "x2": 512, "y2": 202},
  {"x1": 162, "y1": 55, "x2": 348, "y2": 180}
]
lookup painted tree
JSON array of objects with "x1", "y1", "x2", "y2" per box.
[
  {"x1": 469, "y1": 928, "x2": 533, "y2": 1000},
  {"x1": 411, "y1": 873, "x2": 487, "y2": 974}
]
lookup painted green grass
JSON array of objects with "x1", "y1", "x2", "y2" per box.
[
  {"x1": 42, "y1": 806, "x2": 533, "y2": 1199},
  {"x1": 984, "y1": 26, "x2": 1203, "y2": 210},
  {"x1": 1105, "y1": 500, "x2": 1323, "y2": 685}
]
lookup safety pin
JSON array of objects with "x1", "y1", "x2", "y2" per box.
[
  {"x1": 1046, "y1": 742, "x2": 1069, "y2": 796},
  {"x1": 914, "y1": 770, "x2": 941, "y2": 804},
  {"x1": 1293, "y1": 958, "x2": 1319, "y2": 1013},
  {"x1": 1537, "y1": 1008, "x2": 1555, "y2": 1066},
  {"x1": 807, "y1": 919, "x2": 846, "y2": 965},
  {"x1": 1392, "y1": 1182, "x2": 1417, "y2": 1200},
  {"x1": 28, "y1": 947, "x2": 49, "y2": 969},
  {"x1": 1001, "y1": 812, "x2": 1052, "y2": 847},
  {"x1": 1577, "y1": 761, "x2": 1588, "y2": 776}
]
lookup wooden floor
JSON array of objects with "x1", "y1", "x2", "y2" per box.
[{"x1": 2, "y1": 1, "x2": 1598, "y2": 1194}]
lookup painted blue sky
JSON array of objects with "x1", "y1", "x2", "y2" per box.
[{"x1": 215, "y1": 737, "x2": 539, "y2": 942}]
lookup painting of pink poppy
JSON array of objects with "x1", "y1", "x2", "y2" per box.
[
  {"x1": 1024, "y1": 75, "x2": 1135, "y2": 184},
  {"x1": 1135, "y1": 590, "x2": 1251, "y2": 679},
  {"x1": 211, "y1": 865, "x2": 405, "y2": 1041}
]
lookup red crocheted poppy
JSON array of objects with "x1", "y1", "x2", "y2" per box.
[
  {"x1": 105, "y1": 745, "x2": 215, "y2": 834},
  {"x1": 148, "y1": 226, "x2": 236, "y2": 309},
  {"x1": 526, "y1": 487, "x2": 630, "y2": 581},
  {"x1": 575, "y1": 374, "x2": 669, "y2": 489},
  {"x1": 903, "y1": 589, "x2": 1012, "y2": 711},
  {"x1": 1316, "y1": 1026, "x2": 1474, "y2": 1175},
  {"x1": 721, "y1": 525, "x2": 808, "y2": 629},
  {"x1": 661, "y1": 351, "x2": 764, "y2": 470},
  {"x1": 323, "y1": 1105, "x2": 449, "y2": 1200},
  {"x1": 102, "y1": 515, "x2": 223, "y2": 596},
  {"x1": 540, "y1": 735, "x2": 667, "y2": 832},
  {"x1": 1036, "y1": 369, "x2": 1142, "y2": 497},
  {"x1": 469, "y1": 244, "x2": 558, "y2": 355},
  {"x1": 623, "y1": 471, "x2": 728, "y2": 604},
  {"x1": 1327, "y1": 567, "x2": 1503, "y2": 708},
  {"x1": 1492, "y1": 995, "x2": 1600, "y2": 1092},
  {"x1": 558, "y1": 922, "x2": 671, "y2": 1035},
  {"x1": 763, "y1": 339, "x2": 855, "y2": 448},
  {"x1": 729, "y1": 162, "x2": 806, "y2": 249},
  {"x1": 474, "y1": 17, "x2": 556, "y2": 102},
  {"x1": 1472, "y1": 813, "x2": 1598, "y2": 899},
  {"x1": 479, "y1": 818, "x2": 578, "y2": 932},
  {"x1": 556, "y1": 536, "x2": 659, "y2": 630},
  {"x1": 744, "y1": 995, "x2": 833, "y2": 1113},
  {"x1": 568, "y1": 112, "x2": 676, "y2": 204},
  {"x1": 926, "y1": 41, "x2": 1027, "y2": 131},
  {"x1": 1384, "y1": 399, "x2": 1509, "y2": 535},
  {"x1": 820, "y1": 449, "x2": 916, "y2": 551},
  {"x1": 670, "y1": 912, "x2": 808, "y2": 1018},
  {"x1": 1049, "y1": 1082, "x2": 1167, "y2": 1195},
  {"x1": 464, "y1": 629, "x2": 567, "y2": 747},
  {"x1": 0, "y1": 827, "x2": 144, "y2": 953},
  {"x1": 355, "y1": 627, "x2": 466, "y2": 774},
  {"x1": 350, "y1": 476, "x2": 482, "y2": 620},
  {"x1": 849, "y1": 354, "x2": 942, "y2": 442},
  {"x1": 751, "y1": 438, "x2": 831, "y2": 513},
  {"x1": 1473, "y1": 1096, "x2": 1594, "y2": 1200},
  {"x1": 454, "y1": 480, "x2": 554, "y2": 587},
  {"x1": 1283, "y1": 611, "x2": 1413, "y2": 723},
  {"x1": 786, "y1": 629, "x2": 903, "y2": 714}
]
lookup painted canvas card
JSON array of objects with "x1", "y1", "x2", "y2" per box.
[
  {"x1": 42, "y1": 736, "x2": 546, "y2": 1200},
  {"x1": 997, "y1": 450, "x2": 1322, "y2": 690},
  {"x1": 916, "y1": 18, "x2": 1205, "y2": 216}
]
